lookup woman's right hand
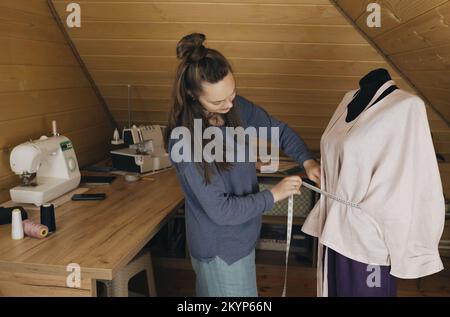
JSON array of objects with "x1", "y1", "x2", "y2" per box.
[{"x1": 270, "y1": 176, "x2": 302, "y2": 203}]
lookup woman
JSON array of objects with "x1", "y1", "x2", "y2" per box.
[{"x1": 165, "y1": 33, "x2": 320, "y2": 297}]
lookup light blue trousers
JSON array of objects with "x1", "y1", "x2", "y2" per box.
[{"x1": 190, "y1": 249, "x2": 258, "y2": 297}]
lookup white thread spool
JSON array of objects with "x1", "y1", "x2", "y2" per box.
[
  {"x1": 11, "y1": 209, "x2": 24, "y2": 240},
  {"x1": 153, "y1": 156, "x2": 161, "y2": 171}
]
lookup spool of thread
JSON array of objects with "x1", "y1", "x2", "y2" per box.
[
  {"x1": 40, "y1": 203, "x2": 56, "y2": 233},
  {"x1": 125, "y1": 173, "x2": 140, "y2": 182},
  {"x1": 11, "y1": 209, "x2": 24, "y2": 240},
  {"x1": 0, "y1": 206, "x2": 28, "y2": 225},
  {"x1": 153, "y1": 156, "x2": 161, "y2": 171},
  {"x1": 23, "y1": 219, "x2": 48, "y2": 239}
]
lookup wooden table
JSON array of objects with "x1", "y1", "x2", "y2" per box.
[{"x1": 0, "y1": 169, "x2": 184, "y2": 296}]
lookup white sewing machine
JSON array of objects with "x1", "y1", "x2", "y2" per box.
[
  {"x1": 110, "y1": 125, "x2": 171, "y2": 173},
  {"x1": 9, "y1": 121, "x2": 81, "y2": 206}
]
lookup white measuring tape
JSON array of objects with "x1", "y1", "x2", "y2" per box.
[
  {"x1": 282, "y1": 195, "x2": 294, "y2": 297},
  {"x1": 301, "y1": 182, "x2": 361, "y2": 209},
  {"x1": 282, "y1": 183, "x2": 360, "y2": 296}
]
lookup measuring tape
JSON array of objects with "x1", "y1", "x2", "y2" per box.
[
  {"x1": 282, "y1": 183, "x2": 360, "y2": 296},
  {"x1": 282, "y1": 195, "x2": 294, "y2": 297},
  {"x1": 302, "y1": 182, "x2": 361, "y2": 209}
]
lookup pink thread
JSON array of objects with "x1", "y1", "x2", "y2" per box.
[{"x1": 22, "y1": 219, "x2": 49, "y2": 239}]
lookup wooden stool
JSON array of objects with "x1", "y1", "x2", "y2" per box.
[{"x1": 99, "y1": 251, "x2": 157, "y2": 297}]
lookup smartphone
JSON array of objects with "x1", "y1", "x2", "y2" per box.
[{"x1": 71, "y1": 193, "x2": 106, "y2": 201}]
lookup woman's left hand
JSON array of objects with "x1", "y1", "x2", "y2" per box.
[{"x1": 303, "y1": 159, "x2": 321, "y2": 187}]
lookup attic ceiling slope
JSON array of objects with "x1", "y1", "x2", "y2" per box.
[{"x1": 51, "y1": 0, "x2": 447, "y2": 157}]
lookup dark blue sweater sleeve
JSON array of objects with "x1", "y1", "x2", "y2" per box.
[
  {"x1": 236, "y1": 95, "x2": 315, "y2": 167},
  {"x1": 179, "y1": 162, "x2": 275, "y2": 226}
]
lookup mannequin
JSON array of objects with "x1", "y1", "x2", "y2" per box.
[
  {"x1": 328, "y1": 69, "x2": 400, "y2": 296},
  {"x1": 346, "y1": 68, "x2": 398, "y2": 122},
  {"x1": 302, "y1": 68, "x2": 445, "y2": 297}
]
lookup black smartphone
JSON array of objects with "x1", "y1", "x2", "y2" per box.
[{"x1": 71, "y1": 193, "x2": 106, "y2": 201}]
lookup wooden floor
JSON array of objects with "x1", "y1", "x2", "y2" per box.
[{"x1": 152, "y1": 251, "x2": 450, "y2": 297}]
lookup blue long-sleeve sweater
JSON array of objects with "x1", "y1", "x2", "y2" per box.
[{"x1": 169, "y1": 95, "x2": 314, "y2": 264}]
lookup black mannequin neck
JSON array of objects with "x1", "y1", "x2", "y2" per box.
[{"x1": 346, "y1": 68, "x2": 398, "y2": 123}]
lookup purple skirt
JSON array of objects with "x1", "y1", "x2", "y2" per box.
[{"x1": 327, "y1": 248, "x2": 397, "y2": 297}]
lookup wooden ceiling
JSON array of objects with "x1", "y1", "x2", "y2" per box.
[
  {"x1": 50, "y1": 0, "x2": 449, "y2": 157},
  {"x1": 335, "y1": 0, "x2": 450, "y2": 122}
]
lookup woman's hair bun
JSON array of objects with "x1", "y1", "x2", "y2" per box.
[{"x1": 176, "y1": 33, "x2": 207, "y2": 62}]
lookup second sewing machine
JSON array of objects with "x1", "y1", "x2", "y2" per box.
[{"x1": 110, "y1": 125, "x2": 171, "y2": 174}]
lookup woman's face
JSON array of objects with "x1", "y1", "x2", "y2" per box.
[{"x1": 197, "y1": 72, "x2": 236, "y2": 114}]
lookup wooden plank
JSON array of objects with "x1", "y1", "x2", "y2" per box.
[
  {"x1": 0, "y1": 4, "x2": 55, "y2": 26},
  {"x1": 231, "y1": 59, "x2": 397, "y2": 81},
  {"x1": 405, "y1": 71, "x2": 450, "y2": 90},
  {"x1": 92, "y1": 71, "x2": 358, "y2": 90},
  {"x1": 0, "y1": 87, "x2": 101, "y2": 122},
  {"x1": 0, "y1": 0, "x2": 63, "y2": 44},
  {"x1": 112, "y1": 109, "x2": 332, "y2": 128},
  {"x1": 0, "y1": 0, "x2": 53, "y2": 17},
  {"x1": 74, "y1": 39, "x2": 384, "y2": 62},
  {"x1": 432, "y1": 130, "x2": 450, "y2": 143},
  {"x1": 439, "y1": 163, "x2": 450, "y2": 197},
  {"x1": 390, "y1": 43, "x2": 450, "y2": 71},
  {"x1": 274, "y1": 114, "x2": 331, "y2": 127},
  {"x1": 430, "y1": 101, "x2": 450, "y2": 122},
  {"x1": 69, "y1": 0, "x2": 331, "y2": 4},
  {"x1": 99, "y1": 84, "x2": 349, "y2": 104},
  {"x1": 262, "y1": 215, "x2": 305, "y2": 225},
  {"x1": 0, "y1": 65, "x2": 90, "y2": 93},
  {"x1": 0, "y1": 38, "x2": 77, "y2": 66},
  {"x1": 0, "y1": 271, "x2": 94, "y2": 297},
  {"x1": 66, "y1": 123, "x2": 113, "y2": 157},
  {"x1": 336, "y1": 0, "x2": 369, "y2": 20},
  {"x1": 84, "y1": 56, "x2": 395, "y2": 77},
  {"x1": 419, "y1": 90, "x2": 450, "y2": 123},
  {"x1": 425, "y1": 105, "x2": 450, "y2": 121},
  {"x1": 91, "y1": 70, "x2": 408, "y2": 93},
  {"x1": 113, "y1": 100, "x2": 444, "y2": 131},
  {"x1": 0, "y1": 20, "x2": 65, "y2": 43},
  {"x1": 112, "y1": 110, "x2": 170, "y2": 124},
  {"x1": 106, "y1": 97, "x2": 339, "y2": 116},
  {"x1": 435, "y1": 142, "x2": 450, "y2": 154},
  {"x1": 63, "y1": 22, "x2": 367, "y2": 44},
  {"x1": 0, "y1": 174, "x2": 19, "y2": 205},
  {"x1": 354, "y1": 0, "x2": 448, "y2": 38},
  {"x1": 374, "y1": 2, "x2": 450, "y2": 55},
  {"x1": 429, "y1": 119, "x2": 450, "y2": 131},
  {"x1": 53, "y1": 2, "x2": 347, "y2": 25},
  {"x1": 75, "y1": 142, "x2": 112, "y2": 168}
]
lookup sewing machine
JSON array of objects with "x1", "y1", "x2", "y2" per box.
[
  {"x1": 110, "y1": 125, "x2": 171, "y2": 173},
  {"x1": 9, "y1": 122, "x2": 81, "y2": 206}
]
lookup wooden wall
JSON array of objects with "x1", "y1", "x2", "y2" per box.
[
  {"x1": 51, "y1": 0, "x2": 420, "y2": 152},
  {"x1": 0, "y1": 0, "x2": 115, "y2": 203},
  {"x1": 334, "y1": 0, "x2": 450, "y2": 196},
  {"x1": 51, "y1": 0, "x2": 449, "y2": 195}
]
